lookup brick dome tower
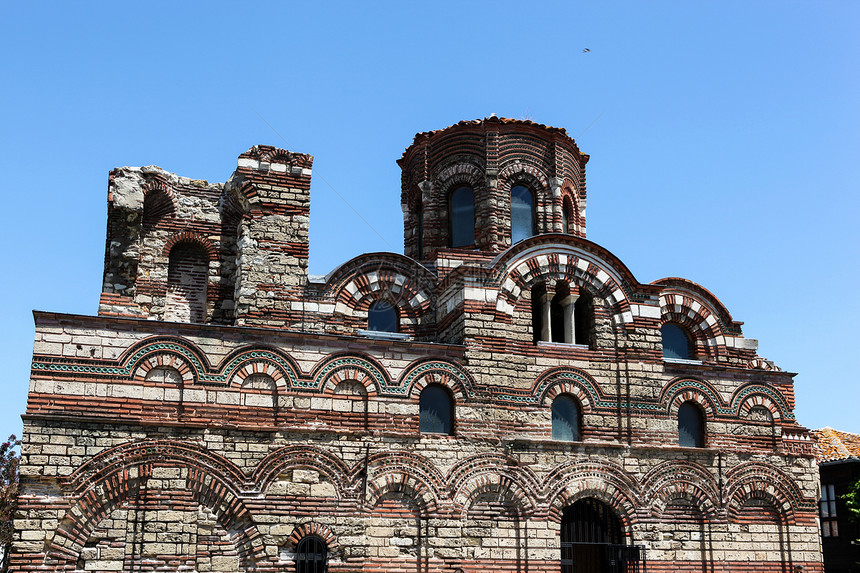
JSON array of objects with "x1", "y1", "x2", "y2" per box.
[{"x1": 398, "y1": 116, "x2": 589, "y2": 261}]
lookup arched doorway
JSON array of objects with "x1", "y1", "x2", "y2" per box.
[{"x1": 561, "y1": 498, "x2": 645, "y2": 573}]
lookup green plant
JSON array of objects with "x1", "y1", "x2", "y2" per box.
[
  {"x1": 844, "y1": 476, "x2": 860, "y2": 523},
  {"x1": 0, "y1": 435, "x2": 20, "y2": 573}
]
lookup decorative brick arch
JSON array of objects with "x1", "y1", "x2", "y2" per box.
[
  {"x1": 132, "y1": 350, "x2": 196, "y2": 385},
  {"x1": 47, "y1": 441, "x2": 262, "y2": 569},
  {"x1": 660, "y1": 377, "x2": 722, "y2": 418},
  {"x1": 543, "y1": 459, "x2": 641, "y2": 522},
  {"x1": 141, "y1": 179, "x2": 177, "y2": 224},
  {"x1": 725, "y1": 462, "x2": 813, "y2": 524},
  {"x1": 747, "y1": 356, "x2": 781, "y2": 371},
  {"x1": 253, "y1": 445, "x2": 352, "y2": 499},
  {"x1": 125, "y1": 336, "x2": 208, "y2": 385},
  {"x1": 435, "y1": 161, "x2": 485, "y2": 194},
  {"x1": 398, "y1": 357, "x2": 476, "y2": 399},
  {"x1": 365, "y1": 451, "x2": 446, "y2": 514},
  {"x1": 658, "y1": 293, "x2": 726, "y2": 361},
  {"x1": 533, "y1": 366, "x2": 604, "y2": 411},
  {"x1": 66, "y1": 439, "x2": 248, "y2": 494},
  {"x1": 327, "y1": 256, "x2": 436, "y2": 337},
  {"x1": 220, "y1": 345, "x2": 302, "y2": 389},
  {"x1": 161, "y1": 230, "x2": 218, "y2": 260},
  {"x1": 141, "y1": 178, "x2": 177, "y2": 202},
  {"x1": 498, "y1": 162, "x2": 553, "y2": 237},
  {"x1": 447, "y1": 454, "x2": 541, "y2": 511},
  {"x1": 559, "y1": 179, "x2": 585, "y2": 236},
  {"x1": 463, "y1": 479, "x2": 534, "y2": 520},
  {"x1": 498, "y1": 161, "x2": 550, "y2": 191},
  {"x1": 641, "y1": 460, "x2": 720, "y2": 518},
  {"x1": 286, "y1": 522, "x2": 339, "y2": 552},
  {"x1": 312, "y1": 352, "x2": 388, "y2": 396},
  {"x1": 731, "y1": 383, "x2": 792, "y2": 421},
  {"x1": 454, "y1": 470, "x2": 538, "y2": 518},
  {"x1": 493, "y1": 245, "x2": 633, "y2": 328}
]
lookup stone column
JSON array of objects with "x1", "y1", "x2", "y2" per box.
[
  {"x1": 540, "y1": 291, "x2": 552, "y2": 342},
  {"x1": 562, "y1": 292, "x2": 580, "y2": 344}
]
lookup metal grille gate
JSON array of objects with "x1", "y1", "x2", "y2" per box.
[
  {"x1": 296, "y1": 536, "x2": 327, "y2": 573},
  {"x1": 561, "y1": 499, "x2": 646, "y2": 573}
]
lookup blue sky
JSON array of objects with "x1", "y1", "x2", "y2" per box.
[{"x1": 1, "y1": 1, "x2": 857, "y2": 440}]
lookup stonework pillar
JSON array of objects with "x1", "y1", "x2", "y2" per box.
[{"x1": 562, "y1": 292, "x2": 580, "y2": 344}]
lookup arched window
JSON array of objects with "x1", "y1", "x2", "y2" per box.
[
  {"x1": 678, "y1": 401, "x2": 705, "y2": 448},
  {"x1": 419, "y1": 384, "x2": 454, "y2": 435},
  {"x1": 562, "y1": 196, "x2": 573, "y2": 234},
  {"x1": 295, "y1": 535, "x2": 327, "y2": 573},
  {"x1": 449, "y1": 186, "x2": 475, "y2": 247},
  {"x1": 552, "y1": 395, "x2": 581, "y2": 441},
  {"x1": 511, "y1": 185, "x2": 535, "y2": 243},
  {"x1": 165, "y1": 241, "x2": 209, "y2": 323},
  {"x1": 661, "y1": 323, "x2": 692, "y2": 360},
  {"x1": 367, "y1": 301, "x2": 398, "y2": 332}
]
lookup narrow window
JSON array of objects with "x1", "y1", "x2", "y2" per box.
[
  {"x1": 296, "y1": 535, "x2": 328, "y2": 573},
  {"x1": 449, "y1": 186, "x2": 475, "y2": 247},
  {"x1": 662, "y1": 323, "x2": 692, "y2": 360},
  {"x1": 415, "y1": 199, "x2": 424, "y2": 259},
  {"x1": 165, "y1": 241, "x2": 209, "y2": 323},
  {"x1": 511, "y1": 185, "x2": 535, "y2": 243},
  {"x1": 419, "y1": 384, "x2": 454, "y2": 435},
  {"x1": 562, "y1": 196, "x2": 573, "y2": 234},
  {"x1": 552, "y1": 395, "x2": 581, "y2": 441},
  {"x1": 367, "y1": 301, "x2": 397, "y2": 332},
  {"x1": 820, "y1": 484, "x2": 839, "y2": 538},
  {"x1": 678, "y1": 402, "x2": 705, "y2": 448}
]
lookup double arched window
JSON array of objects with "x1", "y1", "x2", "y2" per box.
[
  {"x1": 449, "y1": 186, "x2": 475, "y2": 247},
  {"x1": 552, "y1": 395, "x2": 581, "y2": 441},
  {"x1": 532, "y1": 282, "x2": 593, "y2": 346},
  {"x1": 511, "y1": 185, "x2": 535, "y2": 243},
  {"x1": 367, "y1": 301, "x2": 398, "y2": 333},
  {"x1": 661, "y1": 323, "x2": 692, "y2": 360},
  {"x1": 419, "y1": 384, "x2": 454, "y2": 435},
  {"x1": 678, "y1": 401, "x2": 705, "y2": 448}
]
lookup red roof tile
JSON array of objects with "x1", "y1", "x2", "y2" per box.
[{"x1": 811, "y1": 427, "x2": 860, "y2": 463}]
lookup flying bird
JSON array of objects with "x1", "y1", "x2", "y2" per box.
[{"x1": 582, "y1": 48, "x2": 590, "y2": 53}]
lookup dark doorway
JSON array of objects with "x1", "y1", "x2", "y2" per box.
[{"x1": 561, "y1": 498, "x2": 646, "y2": 573}]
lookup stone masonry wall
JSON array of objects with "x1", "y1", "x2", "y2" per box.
[{"x1": 12, "y1": 313, "x2": 822, "y2": 572}]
